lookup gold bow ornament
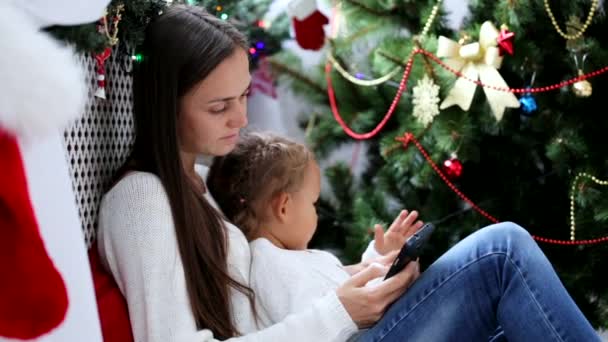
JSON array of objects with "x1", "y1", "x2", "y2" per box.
[{"x1": 437, "y1": 21, "x2": 520, "y2": 121}]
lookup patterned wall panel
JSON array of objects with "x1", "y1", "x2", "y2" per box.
[{"x1": 63, "y1": 51, "x2": 134, "y2": 248}]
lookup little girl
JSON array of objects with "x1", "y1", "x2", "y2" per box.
[{"x1": 207, "y1": 132, "x2": 423, "y2": 330}]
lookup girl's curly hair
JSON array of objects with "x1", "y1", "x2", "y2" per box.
[{"x1": 207, "y1": 132, "x2": 314, "y2": 240}]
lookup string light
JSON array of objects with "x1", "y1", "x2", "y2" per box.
[
  {"x1": 327, "y1": 0, "x2": 442, "y2": 87},
  {"x1": 257, "y1": 20, "x2": 268, "y2": 28},
  {"x1": 569, "y1": 172, "x2": 608, "y2": 241},
  {"x1": 544, "y1": 0, "x2": 598, "y2": 41},
  {"x1": 325, "y1": 53, "x2": 416, "y2": 140}
]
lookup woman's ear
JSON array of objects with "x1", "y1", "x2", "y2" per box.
[{"x1": 270, "y1": 192, "x2": 291, "y2": 223}]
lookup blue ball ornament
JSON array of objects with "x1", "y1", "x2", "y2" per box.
[{"x1": 519, "y1": 93, "x2": 537, "y2": 116}]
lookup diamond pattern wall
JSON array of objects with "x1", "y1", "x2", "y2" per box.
[{"x1": 63, "y1": 51, "x2": 134, "y2": 248}]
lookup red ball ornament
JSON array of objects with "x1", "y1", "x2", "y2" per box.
[{"x1": 443, "y1": 156, "x2": 463, "y2": 179}]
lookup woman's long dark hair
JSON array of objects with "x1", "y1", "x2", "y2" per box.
[{"x1": 117, "y1": 5, "x2": 254, "y2": 339}]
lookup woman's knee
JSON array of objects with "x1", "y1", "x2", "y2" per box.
[{"x1": 483, "y1": 221, "x2": 536, "y2": 250}]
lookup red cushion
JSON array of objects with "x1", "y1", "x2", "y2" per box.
[{"x1": 88, "y1": 243, "x2": 134, "y2": 342}]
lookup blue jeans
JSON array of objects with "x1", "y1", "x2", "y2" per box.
[{"x1": 357, "y1": 222, "x2": 600, "y2": 342}]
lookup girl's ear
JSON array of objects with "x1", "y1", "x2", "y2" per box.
[{"x1": 270, "y1": 192, "x2": 291, "y2": 223}]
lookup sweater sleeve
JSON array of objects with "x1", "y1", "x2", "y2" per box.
[
  {"x1": 98, "y1": 172, "x2": 358, "y2": 342},
  {"x1": 361, "y1": 240, "x2": 382, "y2": 262},
  {"x1": 224, "y1": 292, "x2": 357, "y2": 342},
  {"x1": 98, "y1": 173, "x2": 200, "y2": 342},
  {"x1": 175, "y1": 293, "x2": 356, "y2": 342}
]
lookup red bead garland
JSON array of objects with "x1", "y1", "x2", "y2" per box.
[
  {"x1": 417, "y1": 48, "x2": 608, "y2": 94},
  {"x1": 324, "y1": 48, "x2": 608, "y2": 141},
  {"x1": 323, "y1": 45, "x2": 608, "y2": 245},
  {"x1": 325, "y1": 56, "x2": 414, "y2": 140},
  {"x1": 396, "y1": 133, "x2": 500, "y2": 224},
  {"x1": 396, "y1": 132, "x2": 608, "y2": 245}
]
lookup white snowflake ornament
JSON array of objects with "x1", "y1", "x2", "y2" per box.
[{"x1": 412, "y1": 74, "x2": 441, "y2": 126}]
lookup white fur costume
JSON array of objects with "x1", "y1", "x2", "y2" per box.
[{"x1": 0, "y1": 0, "x2": 109, "y2": 340}]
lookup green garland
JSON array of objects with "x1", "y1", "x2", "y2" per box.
[
  {"x1": 47, "y1": 0, "x2": 166, "y2": 54},
  {"x1": 47, "y1": 0, "x2": 289, "y2": 67}
]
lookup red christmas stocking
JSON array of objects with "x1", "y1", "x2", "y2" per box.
[
  {"x1": 292, "y1": 10, "x2": 328, "y2": 50},
  {"x1": 0, "y1": 129, "x2": 68, "y2": 339},
  {"x1": 288, "y1": 0, "x2": 328, "y2": 50}
]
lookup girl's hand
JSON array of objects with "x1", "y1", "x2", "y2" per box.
[{"x1": 373, "y1": 210, "x2": 424, "y2": 256}]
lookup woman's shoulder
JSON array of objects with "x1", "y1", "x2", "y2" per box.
[
  {"x1": 107, "y1": 171, "x2": 166, "y2": 197},
  {"x1": 101, "y1": 171, "x2": 169, "y2": 211},
  {"x1": 97, "y1": 171, "x2": 178, "y2": 263},
  {"x1": 99, "y1": 171, "x2": 173, "y2": 233}
]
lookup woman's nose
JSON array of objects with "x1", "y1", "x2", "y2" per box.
[{"x1": 228, "y1": 106, "x2": 247, "y2": 128}]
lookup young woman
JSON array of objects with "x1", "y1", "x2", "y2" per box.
[{"x1": 97, "y1": 4, "x2": 601, "y2": 342}]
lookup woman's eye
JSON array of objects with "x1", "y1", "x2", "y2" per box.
[{"x1": 210, "y1": 105, "x2": 227, "y2": 114}]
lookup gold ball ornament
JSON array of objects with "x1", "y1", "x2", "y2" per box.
[
  {"x1": 572, "y1": 70, "x2": 592, "y2": 97},
  {"x1": 573, "y1": 81, "x2": 592, "y2": 97}
]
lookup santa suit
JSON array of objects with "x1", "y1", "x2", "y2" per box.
[{"x1": 0, "y1": 0, "x2": 109, "y2": 340}]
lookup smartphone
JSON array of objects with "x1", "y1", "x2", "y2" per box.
[{"x1": 384, "y1": 222, "x2": 435, "y2": 280}]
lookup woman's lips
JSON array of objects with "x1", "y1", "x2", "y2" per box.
[{"x1": 220, "y1": 133, "x2": 238, "y2": 142}]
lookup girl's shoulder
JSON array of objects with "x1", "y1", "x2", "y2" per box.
[{"x1": 249, "y1": 239, "x2": 311, "y2": 268}]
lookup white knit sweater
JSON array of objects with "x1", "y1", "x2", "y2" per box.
[
  {"x1": 97, "y1": 166, "x2": 358, "y2": 342},
  {"x1": 250, "y1": 238, "x2": 351, "y2": 328}
]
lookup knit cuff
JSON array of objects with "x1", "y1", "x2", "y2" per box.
[
  {"x1": 361, "y1": 240, "x2": 382, "y2": 262},
  {"x1": 315, "y1": 291, "x2": 358, "y2": 341}
]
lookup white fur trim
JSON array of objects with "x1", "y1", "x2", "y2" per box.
[
  {"x1": 19, "y1": 134, "x2": 103, "y2": 342},
  {"x1": 14, "y1": 0, "x2": 110, "y2": 29},
  {"x1": 0, "y1": 3, "x2": 87, "y2": 143},
  {"x1": 287, "y1": 0, "x2": 318, "y2": 20}
]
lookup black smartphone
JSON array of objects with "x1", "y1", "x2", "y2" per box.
[{"x1": 384, "y1": 222, "x2": 435, "y2": 280}]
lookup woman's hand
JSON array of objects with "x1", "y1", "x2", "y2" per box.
[
  {"x1": 336, "y1": 260, "x2": 420, "y2": 328},
  {"x1": 344, "y1": 250, "x2": 399, "y2": 276},
  {"x1": 374, "y1": 210, "x2": 424, "y2": 255}
]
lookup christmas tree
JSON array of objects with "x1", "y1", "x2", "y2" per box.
[
  {"x1": 270, "y1": 0, "x2": 608, "y2": 328},
  {"x1": 48, "y1": 0, "x2": 289, "y2": 67}
]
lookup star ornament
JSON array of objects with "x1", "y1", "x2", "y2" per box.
[{"x1": 497, "y1": 26, "x2": 515, "y2": 56}]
